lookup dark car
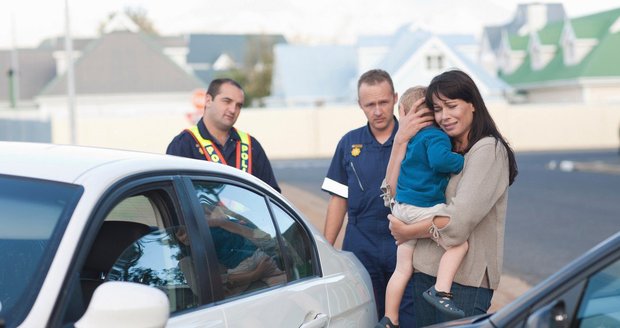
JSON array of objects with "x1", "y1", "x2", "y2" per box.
[{"x1": 429, "y1": 231, "x2": 620, "y2": 328}]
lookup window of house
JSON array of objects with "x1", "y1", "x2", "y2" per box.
[{"x1": 426, "y1": 54, "x2": 444, "y2": 70}]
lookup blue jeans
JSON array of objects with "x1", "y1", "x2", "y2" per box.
[{"x1": 412, "y1": 272, "x2": 493, "y2": 327}]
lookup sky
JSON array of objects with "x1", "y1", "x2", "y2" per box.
[{"x1": 1, "y1": 0, "x2": 619, "y2": 49}]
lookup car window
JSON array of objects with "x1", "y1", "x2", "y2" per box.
[
  {"x1": 576, "y1": 258, "x2": 620, "y2": 327},
  {"x1": 0, "y1": 175, "x2": 82, "y2": 328},
  {"x1": 192, "y1": 182, "x2": 286, "y2": 299},
  {"x1": 79, "y1": 188, "x2": 201, "y2": 316},
  {"x1": 105, "y1": 195, "x2": 161, "y2": 226},
  {"x1": 107, "y1": 226, "x2": 199, "y2": 313},
  {"x1": 269, "y1": 200, "x2": 316, "y2": 280}
]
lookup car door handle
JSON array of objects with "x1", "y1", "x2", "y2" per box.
[{"x1": 299, "y1": 312, "x2": 328, "y2": 328}]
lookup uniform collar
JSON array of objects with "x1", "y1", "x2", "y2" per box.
[
  {"x1": 197, "y1": 120, "x2": 241, "y2": 147},
  {"x1": 364, "y1": 116, "x2": 399, "y2": 146}
]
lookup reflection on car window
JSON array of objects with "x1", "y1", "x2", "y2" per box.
[
  {"x1": 107, "y1": 227, "x2": 200, "y2": 313},
  {"x1": 269, "y1": 201, "x2": 315, "y2": 280},
  {"x1": 0, "y1": 175, "x2": 81, "y2": 328},
  {"x1": 577, "y1": 259, "x2": 620, "y2": 327},
  {"x1": 78, "y1": 188, "x2": 200, "y2": 319},
  {"x1": 193, "y1": 182, "x2": 286, "y2": 298}
]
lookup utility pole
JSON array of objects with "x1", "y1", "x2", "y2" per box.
[
  {"x1": 65, "y1": 0, "x2": 77, "y2": 144},
  {"x1": 9, "y1": 14, "x2": 20, "y2": 109}
]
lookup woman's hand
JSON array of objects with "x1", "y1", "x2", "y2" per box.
[
  {"x1": 388, "y1": 214, "x2": 410, "y2": 245},
  {"x1": 388, "y1": 213, "x2": 434, "y2": 245},
  {"x1": 395, "y1": 97, "x2": 434, "y2": 145}
]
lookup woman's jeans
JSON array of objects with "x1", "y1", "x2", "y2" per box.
[{"x1": 412, "y1": 272, "x2": 493, "y2": 327}]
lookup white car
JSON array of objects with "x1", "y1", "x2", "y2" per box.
[{"x1": 0, "y1": 142, "x2": 376, "y2": 328}]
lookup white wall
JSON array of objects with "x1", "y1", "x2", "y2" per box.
[{"x1": 38, "y1": 102, "x2": 620, "y2": 158}]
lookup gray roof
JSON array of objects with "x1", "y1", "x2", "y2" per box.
[
  {"x1": 40, "y1": 31, "x2": 204, "y2": 96},
  {"x1": 483, "y1": 3, "x2": 566, "y2": 53},
  {"x1": 271, "y1": 44, "x2": 357, "y2": 104},
  {"x1": 374, "y1": 26, "x2": 510, "y2": 97},
  {"x1": 0, "y1": 48, "x2": 56, "y2": 101},
  {"x1": 187, "y1": 33, "x2": 286, "y2": 65},
  {"x1": 37, "y1": 37, "x2": 96, "y2": 52}
]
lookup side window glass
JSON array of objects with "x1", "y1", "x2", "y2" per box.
[
  {"x1": 105, "y1": 195, "x2": 160, "y2": 226},
  {"x1": 192, "y1": 182, "x2": 286, "y2": 298},
  {"x1": 576, "y1": 259, "x2": 620, "y2": 327},
  {"x1": 269, "y1": 201, "x2": 315, "y2": 280},
  {"x1": 80, "y1": 190, "x2": 200, "y2": 315},
  {"x1": 107, "y1": 226, "x2": 199, "y2": 313}
]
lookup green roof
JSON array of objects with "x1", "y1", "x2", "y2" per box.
[
  {"x1": 501, "y1": 7, "x2": 620, "y2": 85},
  {"x1": 572, "y1": 8, "x2": 620, "y2": 38},
  {"x1": 537, "y1": 21, "x2": 563, "y2": 44},
  {"x1": 508, "y1": 34, "x2": 529, "y2": 50}
]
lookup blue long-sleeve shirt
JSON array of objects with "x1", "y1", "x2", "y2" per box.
[{"x1": 395, "y1": 126, "x2": 464, "y2": 207}]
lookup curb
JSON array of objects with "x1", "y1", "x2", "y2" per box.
[{"x1": 280, "y1": 183, "x2": 531, "y2": 311}]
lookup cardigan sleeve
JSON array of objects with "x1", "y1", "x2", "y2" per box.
[{"x1": 435, "y1": 138, "x2": 509, "y2": 247}]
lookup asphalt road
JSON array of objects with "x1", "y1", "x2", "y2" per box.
[{"x1": 272, "y1": 149, "x2": 620, "y2": 286}]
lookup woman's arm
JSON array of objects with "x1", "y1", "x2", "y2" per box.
[
  {"x1": 388, "y1": 215, "x2": 450, "y2": 245},
  {"x1": 385, "y1": 97, "x2": 433, "y2": 195},
  {"x1": 436, "y1": 139, "x2": 510, "y2": 247}
]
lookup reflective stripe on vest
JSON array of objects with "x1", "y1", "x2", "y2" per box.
[{"x1": 186, "y1": 125, "x2": 253, "y2": 174}]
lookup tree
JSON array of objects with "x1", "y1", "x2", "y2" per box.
[
  {"x1": 98, "y1": 6, "x2": 159, "y2": 35},
  {"x1": 215, "y1": 35, "x2": 277, "y2": 107}
]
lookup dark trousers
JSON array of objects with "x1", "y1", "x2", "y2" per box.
[
  {"x1": 343, "y1": 218, "x2": 415, "y2": 327},
  {"x1": 411, "y1": 272, "x2": 493, "y2": 327}
]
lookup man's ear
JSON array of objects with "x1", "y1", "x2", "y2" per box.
[{"x1": 204, "y1": 93, "x2": 214, "y2": 110}]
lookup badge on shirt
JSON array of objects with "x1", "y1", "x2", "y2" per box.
[{"x1": 351, "y1": 144, "x2": 363, "y2": 157}]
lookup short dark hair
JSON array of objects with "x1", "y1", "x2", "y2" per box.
[
  {"x1": 206, "y1": 78, "x2": 244, "y2": 98},
  {"x1": 426, "y1": 69, "x2": 518, "y2": 185},
  {"x1": 357, "y1": 69, "x2": 395, "y2": 94}
]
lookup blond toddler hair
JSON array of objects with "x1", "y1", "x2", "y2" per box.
[{"x1": 399, "y1": 86, "x2": 427, "y2": 115}]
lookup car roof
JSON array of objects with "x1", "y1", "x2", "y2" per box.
[{"x1": 0, "y1": 141, "x2": 255, "y2": 186}]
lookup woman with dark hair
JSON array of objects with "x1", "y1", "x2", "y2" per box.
[{"x1": 385, "y1": 69, "x2": 518, "y2": 326}]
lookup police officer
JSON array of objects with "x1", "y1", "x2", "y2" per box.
[
  {"x1": 167, "y1": 78, "x2": 280, "y2": 192},
  {"x1": 321, "y1": 69, "x2": 414, "y2": 326}
]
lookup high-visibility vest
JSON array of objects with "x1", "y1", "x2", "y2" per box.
[{"x1": 186, "y1": 125, "x2": 253, "y2": 174}]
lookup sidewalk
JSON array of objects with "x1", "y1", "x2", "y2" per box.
[{"x1": 280, "y1": 183, "x2": 531, "y2": 312}]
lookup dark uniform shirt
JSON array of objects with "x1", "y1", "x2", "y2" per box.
[
  {"x1": 321, "y1": 119, "x2": 414, "y2": 326},
  {"x1": 322, "y1": 120, "x2": 398, "y2": 221},
  {"x1": 166, "y1": 120, "x2": 280, "y2": 192}
]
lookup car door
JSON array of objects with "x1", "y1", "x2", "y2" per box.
[
  {"x1": 168, "y1": 177, "x2": 331, "y2": 328},
  {"x1": 54, "y1": 177, "x2": 227, "y2": 327},
  {"x1": 524, "y1": 254, "x2": 620, "y2": 327}
]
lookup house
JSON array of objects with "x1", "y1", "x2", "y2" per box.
[
  {"x1": 187, "y1": 33, "x2": 286, "y2": 84},
  {"x1": 269, "y1": 23, "x2": 509, "y2": 107},
  {"x1": 498, "y1": 7, "x2": 620, "y2": 103},
  {"x1": 268, "y1": 44, "x2": 357, "y2": 107},
  {"x1": 479, "y1": 2, "x2": 566, "y2": 76},
  {"x1": 372, "y1": 24, "x2": 510, "y2": 101}
]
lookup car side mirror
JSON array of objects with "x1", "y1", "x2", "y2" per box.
[
  {"x1": 526, "y1": 300, "x2": 568, "y2": 328},
  {"x1": 75, "y1": 281, "x2": 169, "y2": 328}
]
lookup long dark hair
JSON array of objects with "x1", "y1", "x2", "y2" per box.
[{"x1": 426, "y1": 70, "x2": 518, "y2": 185}]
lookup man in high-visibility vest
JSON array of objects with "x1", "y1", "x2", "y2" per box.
[{"x1": 167, "y1": 78, "x2": 280, "y2": 192}]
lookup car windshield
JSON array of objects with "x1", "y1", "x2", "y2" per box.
[{"x1": 0, "y1": 175, "x2": 82, "y2": 327}]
